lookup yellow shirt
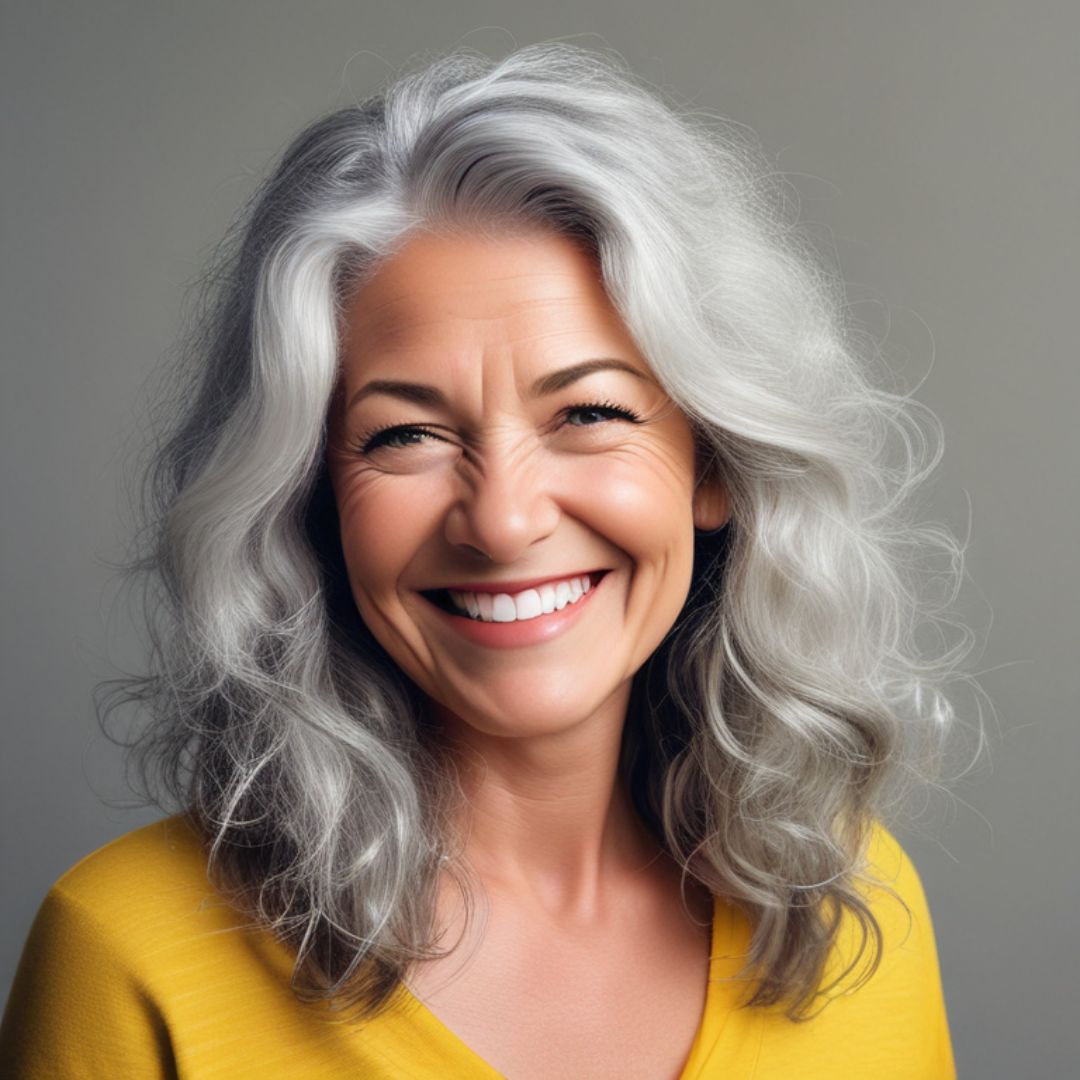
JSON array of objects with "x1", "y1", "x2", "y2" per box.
[{"x1": 1, "y1": 815, "x2": 955, "y2": 1078}]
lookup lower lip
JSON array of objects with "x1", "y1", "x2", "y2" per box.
[{"x1": 422, "y1": 574, "x2": 608, "y2": 649}]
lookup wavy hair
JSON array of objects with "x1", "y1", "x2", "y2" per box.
[{"x1": 102, "y1": 42, "x2": 976, "y2": 1022}]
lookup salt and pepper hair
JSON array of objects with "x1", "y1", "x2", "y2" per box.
[{"x1": 103, "y1": 42, "x2": 975, "y2": 1022}]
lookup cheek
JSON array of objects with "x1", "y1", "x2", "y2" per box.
[
  {"x1": 332, "y1": 468, "x2": 437, "y2": 599},
  {"x1": 569, "y1": 451, "x2": 698, "y2": 639},
  {"x1": 572, "y1": 443, "x2": 696, "y2": 554}
]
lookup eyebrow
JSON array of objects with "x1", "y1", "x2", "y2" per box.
[{"x1": 345, "y1": 358, "x2": 649, "y2": 412}]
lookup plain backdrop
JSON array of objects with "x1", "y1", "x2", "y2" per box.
[{"x1": 2, "y1": 2, "x2": 1077, "y2": 1076}]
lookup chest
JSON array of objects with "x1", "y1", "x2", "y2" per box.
[{"x1": 405, "y1": 887, "x2": 715, "y2": 1080}]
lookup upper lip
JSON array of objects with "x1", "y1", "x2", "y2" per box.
[{"x1": 420, "y1": 569, "x2": 609, "y2": 595}]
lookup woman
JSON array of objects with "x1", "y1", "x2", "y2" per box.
[{"x1": 1, "y1": 43, "x2": 965, "y2": 1078}]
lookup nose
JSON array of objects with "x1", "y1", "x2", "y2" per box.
[{"x1": 443, "y1": 444, "x2": 560, "y2": 564}]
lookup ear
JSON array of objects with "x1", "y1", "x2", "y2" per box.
[{"x1": 692, "y1": 475, "x2": 730, "y2": 532}]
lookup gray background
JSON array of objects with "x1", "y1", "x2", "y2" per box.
[{"x1": 2, "y1": 2, "x2": 1076, "y2": 1076}]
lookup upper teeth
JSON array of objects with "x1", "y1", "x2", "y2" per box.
[{"x1": 448, "y1": 574, "x2": 593, "y2": 623}]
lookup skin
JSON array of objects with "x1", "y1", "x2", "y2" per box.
[{"x1": 326, "y1": 225, "x2": 728, "y2": 926}]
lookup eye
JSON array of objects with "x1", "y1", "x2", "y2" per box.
[
  {"x1": 353, "y1": 400, "x2": 641, "y2": 457},
  {"x1": 355, "y1": 424, "x2": 448, "y2": 455},
  {"x1": 561, "y1": 400, "x2": 642, "y2": 428}
]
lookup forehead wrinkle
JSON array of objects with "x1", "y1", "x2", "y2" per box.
[{"x1": 352, "y1": 277, "x2": 609, "y2": 335}]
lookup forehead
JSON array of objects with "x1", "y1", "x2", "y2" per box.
[{"x1": 341, "y1": 228, "x2": 637, "y2": 353}]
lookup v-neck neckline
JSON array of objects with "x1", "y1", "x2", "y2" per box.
[{"x1": 393, "y1": 892, "x2": 742, "y2": 1079}]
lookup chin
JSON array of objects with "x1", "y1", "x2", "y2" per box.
[{"x1": 428, "y1": 680, "x2": 629, "y2": 743}]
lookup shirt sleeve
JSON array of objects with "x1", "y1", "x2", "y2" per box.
[
  {"x1": 902, "y1": 850, "x2": 956, "y2": 1077},
  {"x1": 0, "y1": 886, "x2": 177, "y2": 1079},
  {"x1": 866, "y1": 823, "x2": 958, "y2": 1079}
]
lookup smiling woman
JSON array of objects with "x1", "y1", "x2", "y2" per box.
[
  {"x1": 1, "y1": 42, "x2": 964, "y2": 1079},
  {"x1": 327, "y1": 228, "x2": 728, "y2": 723}
]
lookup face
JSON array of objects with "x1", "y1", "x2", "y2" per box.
[{"x1": 326, "y1": 226, "x2": 727, "y2": 741}]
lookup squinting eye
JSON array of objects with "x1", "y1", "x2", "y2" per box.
[
  {"x1": 357, "y1": 425, "x2": 447, "y2": 455},
  {"x1": 354, "y1": 400, "x2": 642, "y2": 457},
  {"x1": 562, "y1": 401, "x2": 642, "y2": 427}
]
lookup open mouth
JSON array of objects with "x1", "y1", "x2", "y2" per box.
[
  {"x1": 421, "y1": 590, "x2": 463, "y2": 616},
  {"x1": 419, "y1": 570, "x2": 609, "y2": 622}
]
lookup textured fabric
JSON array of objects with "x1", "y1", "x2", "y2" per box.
[{"x1": 1, "y1": 815, "x2": 955, "y2": 1078}]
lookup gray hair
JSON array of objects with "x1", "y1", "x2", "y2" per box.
[{"x1": 102, "y1": 42, "x2": 978, "y2": 1022}]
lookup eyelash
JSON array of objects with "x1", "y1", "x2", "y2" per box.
[{"x1": 353, "y1": 400, "x2": 642, "y2": 456}]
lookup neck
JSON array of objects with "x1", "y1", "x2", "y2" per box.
[{"x1": 429, "y1": 685, "x2": 666, "y2": 921}]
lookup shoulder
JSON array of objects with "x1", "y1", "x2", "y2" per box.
[
  {"x1": 857, "y1": 819, "x2": 940, "y2": 961},
  {"x1": 50, "y1": 813, "x2": 211, "y2": 915},
  {"x1": 805, "y1": 818, "x2": 946, "y2": 996},
  {"x1": 2, "y1": 821, "x2": 467, "y2": 1079},
  {"x1": 25, "y1": 814, "x2": 230, "y2": 965},
  {"x1": 740, "y1": 820, "x2": 956, "y2": 1078},
  {"x1": 1, "y1": 815, "x2": 319, "y2": 1076},
  {"x1": 7, "y1": 814, "x2": 247, "y2": 984},
  {"x1": 6, "y1": 813, "x2": 271, "y2": 1004},
  {"x1": 1, "y1": 815, "x2": 236, "y2": 1076},
  {"x1": 779, "y1": 820, "x2": 953, "y2": 1076},
  {"x1": 863, "y1": 818, "x2": 926, "y2": 891},
  {"x1": 31, "y1": 813, "x2": 277, "y2": 978}
]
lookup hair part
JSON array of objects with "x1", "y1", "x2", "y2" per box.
[{"x1": 100, "y1": 42, "x2": 979, "y2": 1022}]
